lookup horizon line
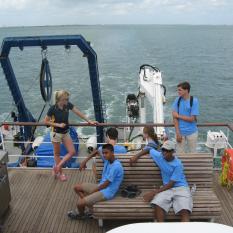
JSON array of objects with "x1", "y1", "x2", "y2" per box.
[{"x1": 0, "y1": 23, "x2": 233, "y2": 29}]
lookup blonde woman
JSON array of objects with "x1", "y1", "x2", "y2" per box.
[{"x1": 44, "y1": 90, "x2": 97, "y2": 181}]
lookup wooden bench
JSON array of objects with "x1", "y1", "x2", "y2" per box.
[{"x1": 93, "y1": 153, "x2": 221, "y2": 227}]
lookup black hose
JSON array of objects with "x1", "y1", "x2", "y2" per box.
[
  {"x1": 139, "y1": 64, "x2": 166, "y2": 97},
  {"x1": 161, "y1": 84, "x2": 167, "y2": 96},
  {"x1": 139, "y1": 64, "x2": 160, "y2": 73},
  {"x1": 129, "y1": 134, "x2": 143, "y2": 142},
  {"x1": 128, "y1": 126, "x2": 134, "y2": 141}
]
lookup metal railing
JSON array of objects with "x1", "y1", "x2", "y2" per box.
[
  {"x1": 1, "y1": 121, "x2": 233, "y2": 128},
  {"x1": 1, "y1": 121, "x2": 233, "y2": 167}
]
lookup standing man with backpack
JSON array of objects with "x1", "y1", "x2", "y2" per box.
[{"x1": 172, "y1": 82, "x2": 199, "y2": 153}]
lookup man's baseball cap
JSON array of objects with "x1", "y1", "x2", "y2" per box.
[{"x1": 161, "y1": 140, "x2": 176, "y2": 151}]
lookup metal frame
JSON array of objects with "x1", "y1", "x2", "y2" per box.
[{"x1": 0, "y1": 35, "x2": 104, "y2": 142}]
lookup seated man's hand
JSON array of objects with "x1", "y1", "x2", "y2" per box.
[
  {"x1": 143, "y1": 190, "x2": 158, "y2": 203},
  {"x1": 79, "y1": 160, "x2": 87, "y2": 171},
  {"x1": 129, "y1": 156, "x2": 138, "y2": 166}
]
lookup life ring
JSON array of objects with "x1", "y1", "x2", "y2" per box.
[{"x1": 220, "y1": 149, "x2": 233, "y2": 189}]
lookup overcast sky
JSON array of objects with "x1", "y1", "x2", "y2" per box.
[{"x1": 0, "y1": 0, "x2": 233, "y2": 27}]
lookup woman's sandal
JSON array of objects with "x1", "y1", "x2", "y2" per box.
[{"x1": 59, "y1": 173, "x2": 68, "y2": 182}]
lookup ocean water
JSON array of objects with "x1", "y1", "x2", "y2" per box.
[{"x1": 0, "y1": 25, "x2": 233, "y2": 137}]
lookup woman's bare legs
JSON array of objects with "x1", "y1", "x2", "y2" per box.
[
  {"x1": 57, "y1": 135, "x2": 75, "y2": 174},
  {"x1": 52, "y1": 142, "x2": 61, "y2": 176}
]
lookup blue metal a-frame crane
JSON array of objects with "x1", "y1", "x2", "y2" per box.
[{"x1": 0, "y1": 35, "x2": 104, "y2": 143}]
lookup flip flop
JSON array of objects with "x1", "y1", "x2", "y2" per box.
[{"x1": 59, "y1": 173, "x2": 68, "y2": 182}]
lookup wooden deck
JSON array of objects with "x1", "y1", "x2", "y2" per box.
[
  {"x1": 2, "y1": 169, "x2": 103, "y2": 233},
  {"x1": 1, "y1": 169, "x2": 233, "y2": 233}
]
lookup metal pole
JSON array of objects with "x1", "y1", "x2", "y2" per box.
[
  {"x1": 0, "y1": 128, "x2": 5, "y2": 151},
  {"x1": 0, "y1": 121, "x2": 232, "y2": 130}
]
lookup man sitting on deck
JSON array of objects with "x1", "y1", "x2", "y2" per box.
[
  {"x1": 68, "y1": 143, "x2": 124, "y2": 219},
  {"x1": 130, "y1": 140, "x2": 193, "y2": 222}
]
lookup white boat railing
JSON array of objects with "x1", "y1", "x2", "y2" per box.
[{"x1": 1, "y1": 121, "x2": 233, "y2": 168}]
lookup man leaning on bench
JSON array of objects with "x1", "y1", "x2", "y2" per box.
[{"x1": 130, "y1": 140, "x2": 193, "y2": 222}]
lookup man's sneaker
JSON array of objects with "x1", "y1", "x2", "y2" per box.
[
  {"x1": 85, "y1": 211, "x2": 93, "y2": 219},
  {"x1": 67, "y1": 210, "x2": 92, "y2": 220},
  {"x1": 67, "y1": 210, "x2": 84, "y2": 220}
]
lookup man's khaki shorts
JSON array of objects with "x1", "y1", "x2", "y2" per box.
[
  {"x1": 81, "y1": 182, "x2": 105, "y2": 206},
  {"x1": 151, "y1": 186, "x2": 193, "y2": 214},
  {"x1": 50, "y1": 131, "x2": 70, "y2": 143}
]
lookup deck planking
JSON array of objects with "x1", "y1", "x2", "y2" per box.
[
  {"x1": 2, "y1": 169, "x2": 103, "y2": 233},
  {"x1": 1, "y1": 169, "x2": 233, "y2": 233}
]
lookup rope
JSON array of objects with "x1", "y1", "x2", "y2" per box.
[
  {"x1": 28, "y1": 102, "x2": 49, "y2": 144},
  {"x1": 2, "y1": 73, "x2": 40, "y2": 122},
  {"x1": 2, "y1": 49, "x2": 49, "y2": 123}
]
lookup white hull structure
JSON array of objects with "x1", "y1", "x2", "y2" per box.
[
  {"x1": 138, "y1": 65, "x2": 166, "y2": 137},
  {"x1": 124, "y1": 65, "x2": 166, "y2": 149}
]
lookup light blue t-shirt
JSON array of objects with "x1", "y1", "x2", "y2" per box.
[
  {"x1": 172, "y1": 96, "x2": 199, "y2": 136},
  {"x1": 98, "y1": 158, "x2": 124, "y2": 200},
  {"x1": 144, "y1": 140, "x2": 158, "y2": 151},
  {"x1": 112, "y1": 145, "x2": 127, "y2": 154},
  {"x1": 149, "y1": 149, "x2": 188, "y2": 188}
]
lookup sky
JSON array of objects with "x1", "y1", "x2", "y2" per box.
[{"x1": 0, "y1": 0, "x2": 233, "y2": 26}]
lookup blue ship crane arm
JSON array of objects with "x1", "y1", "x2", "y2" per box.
[{"x1": 0, "y1": 35, "x2": 104, "y2": 143}]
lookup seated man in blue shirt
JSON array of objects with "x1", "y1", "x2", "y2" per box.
[
  {"x1": 130, "y1": 140, "x2": 193, "y2": 222},
  {"x1": 68, "y1": 143, "x2": 124, "y2": 219}
]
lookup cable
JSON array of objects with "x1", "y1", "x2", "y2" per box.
[
  {"x1": 2, "y1": 73, "x2": 40, "y2": 122},
  {"x1": 129, "y1": 134, "x2": 143, "y2": 142}
]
